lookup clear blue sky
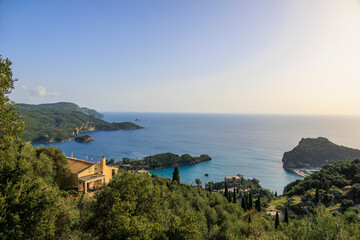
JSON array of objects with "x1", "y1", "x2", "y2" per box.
[{"x1": 1, "y1": 0, "x2": 360, "y2": 114}]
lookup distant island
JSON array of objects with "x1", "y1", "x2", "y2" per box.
[
  {"x1": 282, "y1": 137, "x2": 360, "y2": 170},
  {"x1": 18, "y1": 102, "x2": 144, "y2": 143},
  {"x1": 74, "y1": 134, "x2": 94, "y2": 143},
  {"x1": 114, "y1": 152, "x2": 212, "y2": 170}
]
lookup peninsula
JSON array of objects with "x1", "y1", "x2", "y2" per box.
[
  {"x1": 116, "y1": 153, "x2": 212, "y2": 170},
  {"x1": 18, "y1": 102, "x2": 144, "y2": 143},
  {"x1": 74, "y1": 134, "x2": 94, "y2": 143},
  {"x1": 282, "y1": 137, "x2": 360, "y2": 170}
]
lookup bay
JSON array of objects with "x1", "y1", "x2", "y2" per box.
[{"x1": 33, "y1": 113, "x2": 360, "y2": 193}]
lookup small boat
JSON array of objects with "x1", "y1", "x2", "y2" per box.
[
  {"x1": 135, "y1": 118, "x2": 141, "y2": 121},
  {"x1": 204, "y1": 173, "x2": 209, "y2": 177}
]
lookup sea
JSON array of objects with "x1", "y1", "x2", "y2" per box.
[{"x1": 33, "y1": 113, "x2": 360, "y2": 194}]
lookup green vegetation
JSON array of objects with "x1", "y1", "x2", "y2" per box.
[
  {"x1": 277, "y1": 159, "x2": 360, "y2": 219},
  {"x1": 2, "y1": 56, "x2": 360, "y2": 239},
  {"x1": 20, "y1": 102, "x2": 105, "y2": 118},
  {"x1": 209, "y1": 174, "x2": 274, "y2": 204},
  {"x1": 18, "y1": 102, "x2": 144, "y2": 143},
  {"x1": 172, "y1": 166, "x2": 180, "y2": 183},
  {"x1": 0, "y1": 56, "x2": 78, "y2": 239},
  {"x1": 282, "y1": 137, "x2": 360, "y2": 169},
  {"x1": 118, "y1": 152, "x2": 212, "y2": 170},
  {"x1": 275, "y1": 212, "x2": 280, "y2": 229},
  {"x1": 145, "y1": 153, "x2": 211, "y2": 169},
  {"x1": 284, "y1": 207, "x2": 289, "y2": 224},
  {"x1": 74, "y1": 134, "x2": 94, "y2": 143}
]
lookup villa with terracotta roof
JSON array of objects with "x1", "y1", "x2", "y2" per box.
[
  {"x1": 66, "y1": 156, "x2": 118, "y2": 192},
  {"x1": 225, "y1": 176, "x2": 241, "y2": 182}
]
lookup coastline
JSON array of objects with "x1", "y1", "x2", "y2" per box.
[
  {"x1": 147, "y1": 158, "x2": 212, "y2": 171},
  {"x1": 29, "y1": 127, "x2": 144, "y2": 144},
  {"x1": 121, "y1": 156, "x2": 212, "y2": 171},
  {"x1": 287, "y1": 168, "x2": 321, "y2": 178}
]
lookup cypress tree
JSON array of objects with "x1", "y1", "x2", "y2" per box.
[
  {"x1": 323, "y1": 181, "x2": 330, "y2": 192},
  {"x1": 248, "y1": 213, "x2": 251, "y2": 224},
  {"x1": 224, "y1": 185, "x2": 228, "y2": 198},
  {"x1": 233, "y1": 188, "x2": 236, "y2": 203},
  {"x1": 244, "y1": 195, "x2": 248, "y2": 211},
  {"x1": 172, "y1": 166, "x2": 180, "y2": 183},
  {"x1": 275, "y1": 211, "x2": 280, "y2": 230},
  {"x1": 241, "y1": 197, "x2": 246, "y2": 211},
  {"x1": 228, "y1": 191, "x2": 232, "y2": 203},
  {"x1": 248, "y1": 192, "x2": 253, "y2": 209},
  {"x1": 275, "y1": 191, "x2": 278, "y2": 197},
  {"x1": 284, "y1": 207, "x2": 289, "y2": 224},
  {"x1": 209, "y1": 183, "x2": 212, "y2": 194},
  {"x1": 315, "y1": 186, "x2": 320, "y2": 204},
  {"x1": 255, "y1": 195, "x2": 261, "y2": 212}
]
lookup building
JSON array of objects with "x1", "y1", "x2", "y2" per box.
[
  {"x1": 66, "y1": 156, "x2": 118, "y2": 192},
  {"x1": 225, "y1": 176, "x2": 241, "y2": 183}
]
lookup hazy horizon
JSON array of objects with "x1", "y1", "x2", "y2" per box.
[
  {"x1": 17, "y1": 101, "x2": 360, "y2": 117},
  {"x1": 2, "y1": 0, "x2": 360, "y2": 115}
]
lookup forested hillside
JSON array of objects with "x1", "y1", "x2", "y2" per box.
[
  {"x1": 118, "y1": 152, "x2": 212, "y2": 170},
  {"x1": 18, "y1": 102, "x2": 143, "y2": 143}
]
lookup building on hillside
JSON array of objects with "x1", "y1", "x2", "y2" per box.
[
  {"x1": 137, "y1": 169, "x2": 149, "y2": 174},
  {"x1": 225, "y1": 176, "x2": 241, "y2": 183},
  {"x1": 66, "y1": 156, "x2": 118, "y2": 192}
]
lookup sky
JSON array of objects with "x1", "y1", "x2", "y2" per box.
[{"x1": 1, "y1": 0, "x2": 360, "y2": 114}]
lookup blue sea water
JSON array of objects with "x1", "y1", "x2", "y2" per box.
[{"x1": 33, "y1": 113, "x2": 360, "y2": 193}]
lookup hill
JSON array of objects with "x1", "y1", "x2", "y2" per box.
[
  {"x1": 278, "y1": 159, "x2": 360, "y2": 219},
  {"x1": 19, "y1": 102, "x2": 105, "y2": 118},
  {"x1": 18, "y1": 102, "x2": 143, "y2": 143},
  {"x1": 282, "y1": 137, "x2": 360, "y2": 169},
  {"x1": 117, "y1": 153, "x2": 212, "y2": 170}
]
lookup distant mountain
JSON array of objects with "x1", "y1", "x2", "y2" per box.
[
  {"x1": 18, "y1": 102, "x2": 143, "y2": 143},
  {"x1": 19, "y1": 102, "x2": 105, "y2": 118},
  {"x1": 282, "y1": 137, "x2": 360, "y2": 169}
]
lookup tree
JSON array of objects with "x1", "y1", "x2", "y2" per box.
[
  {"x1": 348, "y1": 183, "x2": 360, "y2": 199},
  {"x1": 315, "y1": 186, "x2": 320, "y2": 204},
  {"x1": 248, "y1": 213, "x2": 251, "y2": 224},
  {"x1": 255, "y1": 195, "x2": 261, "y2": 212},
  {"x1": 195, "y1": 178, "x2": 202, "y2": 188},
  {"x1": 341, "y1": 199, "x2": 354, "y2": 210},
  {"x1": 284, "y1": 208, "x2": 289, "y2": 224},
  {"x1": 108, "y1": 158, "x2": 115, "y2": 165},
  {"x1": 275, "y1": 211, "x2": 280, "y2": 230},
  {"x1": 275, "y1": 191, "x2": 278, "y2": 197},
  {"x1": 0, "y1": 56, "x2": 24, "y2": 149},
  {"x1": 322, "y1": 180, "x2": 330, "y2": 192},
  {"x1": 224, "y1": 185, "x2": 228, "y2": 198},
  {"x1": 241, "y1": 197, "x2": 246, "y2": 211},
  {"x1": 172, "y1": 166, "x2": 180, "y2": 183},
  {"x1": 88, "y1": 171, "x2": 164, "y2": 239},
  {"x1": 122, "y1": 157, "x2": 131, "y2": 164},
  {"x1": 208, "y1": 182, "x2": 213, "y2": 194},
  {"x1": 227, "y1": 191, "x2": 232, "y2": 203},
  {"x1": 0, "y1": 57, "x2": 71, "y2": 239},
  {"x1": 244, "y1": 195, "x2": 249, "y2": 211},
  {"x1": 233, "y1": 188, "x2": 236, "y2": 203},
  {"x1": 248, "y1": 192, "x2": 253, "y2": 209}
]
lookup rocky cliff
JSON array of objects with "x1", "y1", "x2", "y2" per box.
[{"x1": 282, "y1": 137, "x2": 360, "y2": 169}]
